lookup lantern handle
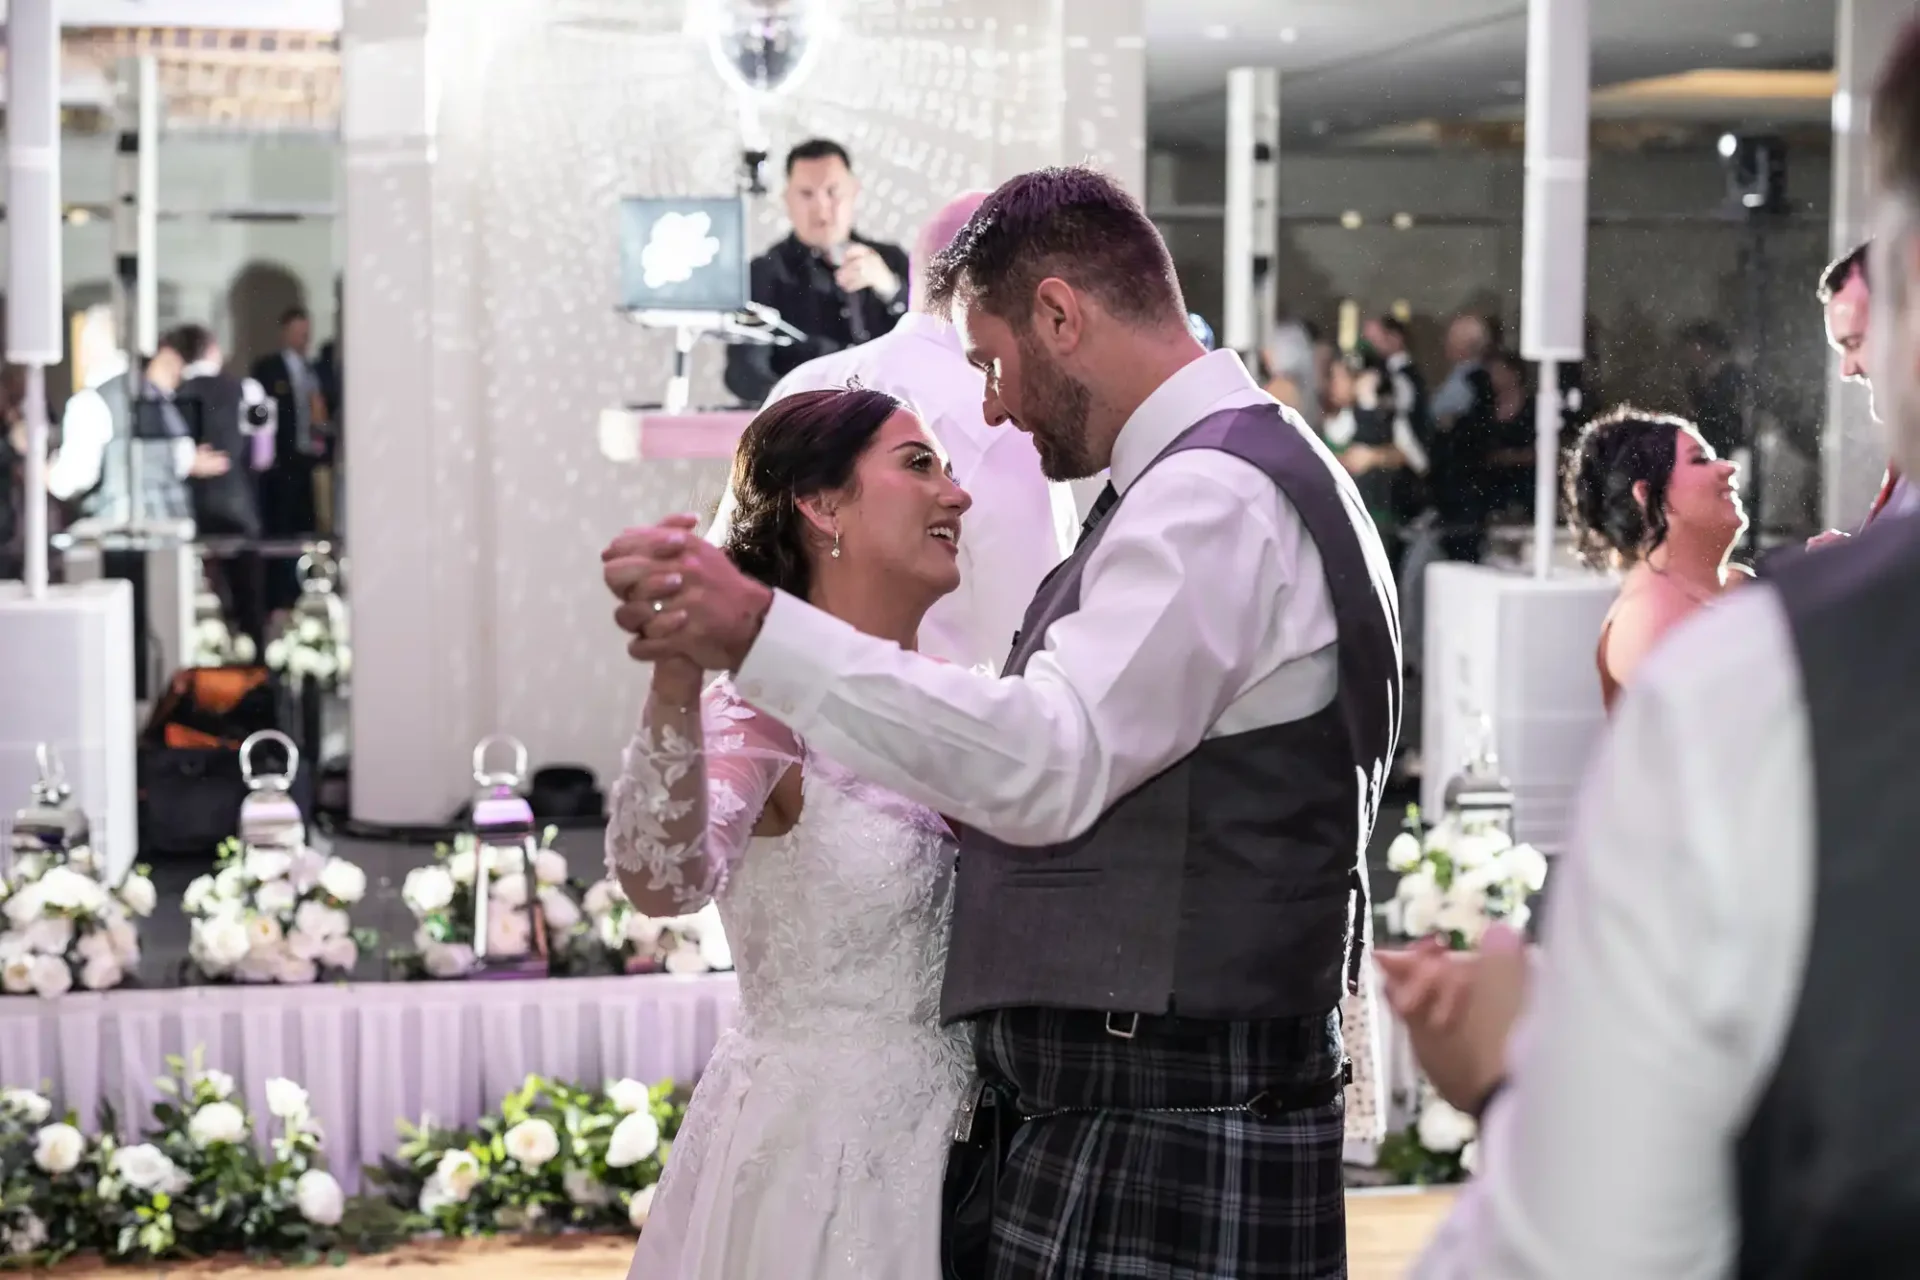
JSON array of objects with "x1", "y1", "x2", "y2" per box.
[
  {"x1": 240, "y1": 730, "x2": 301, "y2": 790},
  {"x1": 472, "y1": 734, "x2": 529, "y2": 789},
  {"x1": 34, "y1": 742, "x2": 69, "y2": 795}
]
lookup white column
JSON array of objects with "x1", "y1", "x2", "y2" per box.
[
  {"x1": 1520, "y1": 0, "x2": 1589, "y2": 577},
  {"x1": 7, "y1": 0, "x2": 60, "y2": 598},
  {"x1": 111, "y1": 56, "x2": 160, "y2": 361},
  {"x1": 342, "y1": 0, "x2": 491, "y2": 824},
  {"x1": 1223, "y1": 66, "x2": 1279, "y2": 361},
  {"x1": 1824, "y1": 0, "x2": 1920, "y2": 528}
]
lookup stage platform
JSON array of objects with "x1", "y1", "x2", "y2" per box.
[
  {"x1": 30, "y1": 1188, "x2": 1460, "y2": 1278},
  {"x1": 0, "y1": 817, "x2": 1430, "y2": 1189}
]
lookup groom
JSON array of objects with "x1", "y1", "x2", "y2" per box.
[{"x1": 604, "y1": 167, "x2": 1400, "y2": 1277}]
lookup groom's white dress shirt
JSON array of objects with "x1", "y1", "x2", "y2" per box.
[
  {"x1": 732, "y1": 347, "x2": 1341, "y2": 846},
  {"x1": 1414, "y1": 583, "x2": 1814, "y2": 1278},
  {"x1": 708, "y1": 312, "x2": 1078, "y2": 673}
]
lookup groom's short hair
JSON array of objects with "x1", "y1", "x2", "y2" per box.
[{"x1": 924, "y1": 166, "x2": 1185, "y2": 330}]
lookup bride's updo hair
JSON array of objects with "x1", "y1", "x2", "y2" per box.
[
  {"x1": 723, "y1": 385, "x2": 905, "y2": 599},
  {"x1": 1565, "y1": 406, "x2": 1691, "y2": 569}
]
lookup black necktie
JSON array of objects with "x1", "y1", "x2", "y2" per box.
[{"x1": 1076, "y1": 482, "x2": 1118, "y2": 550}]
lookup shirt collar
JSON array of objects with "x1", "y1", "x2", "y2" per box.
[
  {"x1": 891, "y1": 311, "x2": 959, "y2": 351},
  {"x1": 1109, "y1": 349, "x2": 1262, "y2": 495}
]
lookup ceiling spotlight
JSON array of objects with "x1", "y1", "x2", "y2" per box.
[
  {"x1": 1392, "y1": 212, "x2": 1414, "y2": 230},
  {"x1": 1732, "y1": 31, "x2": 1760, "y2": 49},
  {"x1": 1279, "y1": 26, "x2": 1298, "y2": 43},
  {"x1": 1203, "y1": 23, "x2": 1232, "y2": 40},
  {"x1": 1340, "y1": 210, "x2": 1364, "y2": 230},
  {"x1": 1718, "y1": 132, "x2": 1739, "y2": 159}
]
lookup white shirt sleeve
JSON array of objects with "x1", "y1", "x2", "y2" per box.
[
  {"x1": 46, "y1": 389, "x2": 112, "y2": 501},
  {"x1": 733, "y1": 452, "x2": 1302, "y2": 845},
  {"x1": 1414, "y1": 587, "x2": 1814, "y2": 1279}
]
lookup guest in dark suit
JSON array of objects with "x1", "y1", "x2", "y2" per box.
[
  {"x1": 250, "y1": 306, "x2": 328, "y2": 611},
  {"x1": 178, "y1": 351, "x2": 268, "y2": 652},
  {"x1": 723, "y1": 139, "x2": 910, "y2": 406}
]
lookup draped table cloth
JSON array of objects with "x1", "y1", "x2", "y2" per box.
[
  {"x1": 0, "y1": 972, "x2": 739, "y2": 1191},
  {"x1": 0, "y1": 964, "x2": 1420, "y2": 1189}
]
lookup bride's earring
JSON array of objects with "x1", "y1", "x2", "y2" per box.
[{"x1": 831, "y1": 529, "x2": 842, "y2": 559}]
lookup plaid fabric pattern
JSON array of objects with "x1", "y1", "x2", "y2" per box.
[{"x1": 974, "y1": 1007, "x2": 1347, "y2": 1280}]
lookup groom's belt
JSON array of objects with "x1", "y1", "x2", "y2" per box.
[{"x1": 986, "y1": 1059, "x2": 1351, "y2": 1131}]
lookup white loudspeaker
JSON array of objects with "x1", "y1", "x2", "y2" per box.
[
  {"x1": 1223, "y1": 66, "x2": 1279, "y2": 358},
  {"x1": 6, "y1": 0, "x2": 62, "y2": 364},
  {"x1": 1520, "y1": 0, "x2": 1589, "y2": 363}
]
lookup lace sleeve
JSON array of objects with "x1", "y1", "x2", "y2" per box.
[{"x1": 604, "y1": 678, "x2": 803, "y2": 915}]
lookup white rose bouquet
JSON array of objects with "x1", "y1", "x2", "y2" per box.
[
  {"x1": 0, "y1": 849, "x2": 155, "y2": 996},
  {"x1": 1383, "y1": 805, "x2": 1548, "y2": 951},
  {"x1": 183, "y1": 838, "x2": 374, "y2": 985},
  {"x1": 579, "y1": 879, "x2": 733, "y2": 976},
  {"x1": 265, "y1": 613, "x2": 351, "y2": 689},
  {"x1": 0, "y1": 1086, "x2": 98, "y2": 1266},
  {"x1": 90, "y1": 1051, "x2": 359, "y2": 1262},
  {"x1": 191, "y1": 611, "x2": 258, "y2": 668},
  {"x1": 376, "y1": 1073, "x2": 682, "y2": 1235},
  {"x1": 1377, "y1": 805, "x2": 1548, "y2": 1184},
  {"x1": 395, "y1": 829, "x2": 589, "y2": 980}
]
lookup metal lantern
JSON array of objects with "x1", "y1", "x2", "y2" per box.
[
  {"x1": 291, "y1": 547, "x2": 350, "y2": 663},
  {"x1": 8, "y1": 744, "x2": 93, "y2": 878},
  {"x1": 1442, "y1": 713, "x2": 1515, "y2": 839},
  {"x1": 238, "y1": 730, "x2": 306, "y2": 852},
  {"x1": 468, "y1": 734, "x2": 550, "y2": 979}
]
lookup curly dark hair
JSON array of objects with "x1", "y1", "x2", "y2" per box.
[
  {"x1": 722, "y1": 386, "x2": 904, "y2": 599},
  {"x1": 1565, "y1": 407, "x2": 1694, "y2": 569},
  {"x1": 924, "y1": 166, "x2": 1184, "y2": 328}
]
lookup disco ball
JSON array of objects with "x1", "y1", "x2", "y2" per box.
[{"x1": 696, "y1": 0, "x2": 831, "y2": 98}]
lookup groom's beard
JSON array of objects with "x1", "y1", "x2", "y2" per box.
[{"x1": 1016, "y1": 330, "x2": 1097, "y2": 481}]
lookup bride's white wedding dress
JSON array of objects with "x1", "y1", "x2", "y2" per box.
[{"x1": 606, "y1": 677, "x2": 969, "y2": 1280}]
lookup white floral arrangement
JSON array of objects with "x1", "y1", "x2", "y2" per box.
[
  {"x1": 396, "y1": 830, "x2": 588, "y2": 979},
  {"x1": 265, "y1": 614, "x2": 351, "y2": 688},
  {"x1": 183, "y1": 838, "x2": 372, "y2": 985},
  {"x1": 380, "y1": 1073, "x2": 681, "y2": 1236},
  {"x1": 0, "y1": 849, "x2": 155, "y2": 996},
  {"x1": 191, "y1": 614, "x2": 258, "y2": 668},
  {"x1": 1375, "y1": 805, "x2": 1548, "y2": 1185},
  {"x1": 0, "y1": 1058, "x2": 358, "y2": 1266},
  {"x1": 1384, "y1": 805, "x2": 1548, "y2": 949},
  {"x1": 579, "y1": 878, "x2": 732, "y2": 976}
]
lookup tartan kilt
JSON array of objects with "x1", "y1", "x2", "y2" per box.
[{"x1": 974, "y1": 1007, "x2": 1347, "y2": 1280}]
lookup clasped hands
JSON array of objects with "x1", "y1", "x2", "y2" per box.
[
  {"x1": 602, "y1": 514, "x2": 775, "y2": 675},
  {"x1": 1373, "y1": 924, "x2": 1531, "y2": 1117}
]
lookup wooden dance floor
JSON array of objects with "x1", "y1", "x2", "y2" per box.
[{"x1": 44, "y1": 1189, "x2": 1457, "y2": 1278}]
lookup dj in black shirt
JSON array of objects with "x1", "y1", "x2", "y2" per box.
[{"x1": 724, "y1": 139, "x2": 909, "y2": 406}]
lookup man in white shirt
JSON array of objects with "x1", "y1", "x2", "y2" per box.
[
  {"x1": 604, "y1": 167, "x2": 1400, "y2": 1277},
  {"x1": 707, "y1": 190, "x2": 1078, "y2": 671},
  {"x1": 1808, "y1": 242, "x2": 1917, "y2": 545},
  {"x1": 1377, "y1": 23, "x2": 1920, "y2": 1275}
]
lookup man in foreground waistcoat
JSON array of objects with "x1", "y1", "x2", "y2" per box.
[
  {"x1": 604, "y1": 167, "x2": 1402, "y2": 1277},
  {"x1": 1375, "y1": 22, "x2": 1920, "y2": 1278}
]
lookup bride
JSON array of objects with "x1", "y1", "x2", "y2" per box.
[
  {"x1": 604, "y1": 386, "x2": 973, "y2": 1279},
  {"x1": 1566, "y1": 406, "x2": 1748, "y2": 712}
]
